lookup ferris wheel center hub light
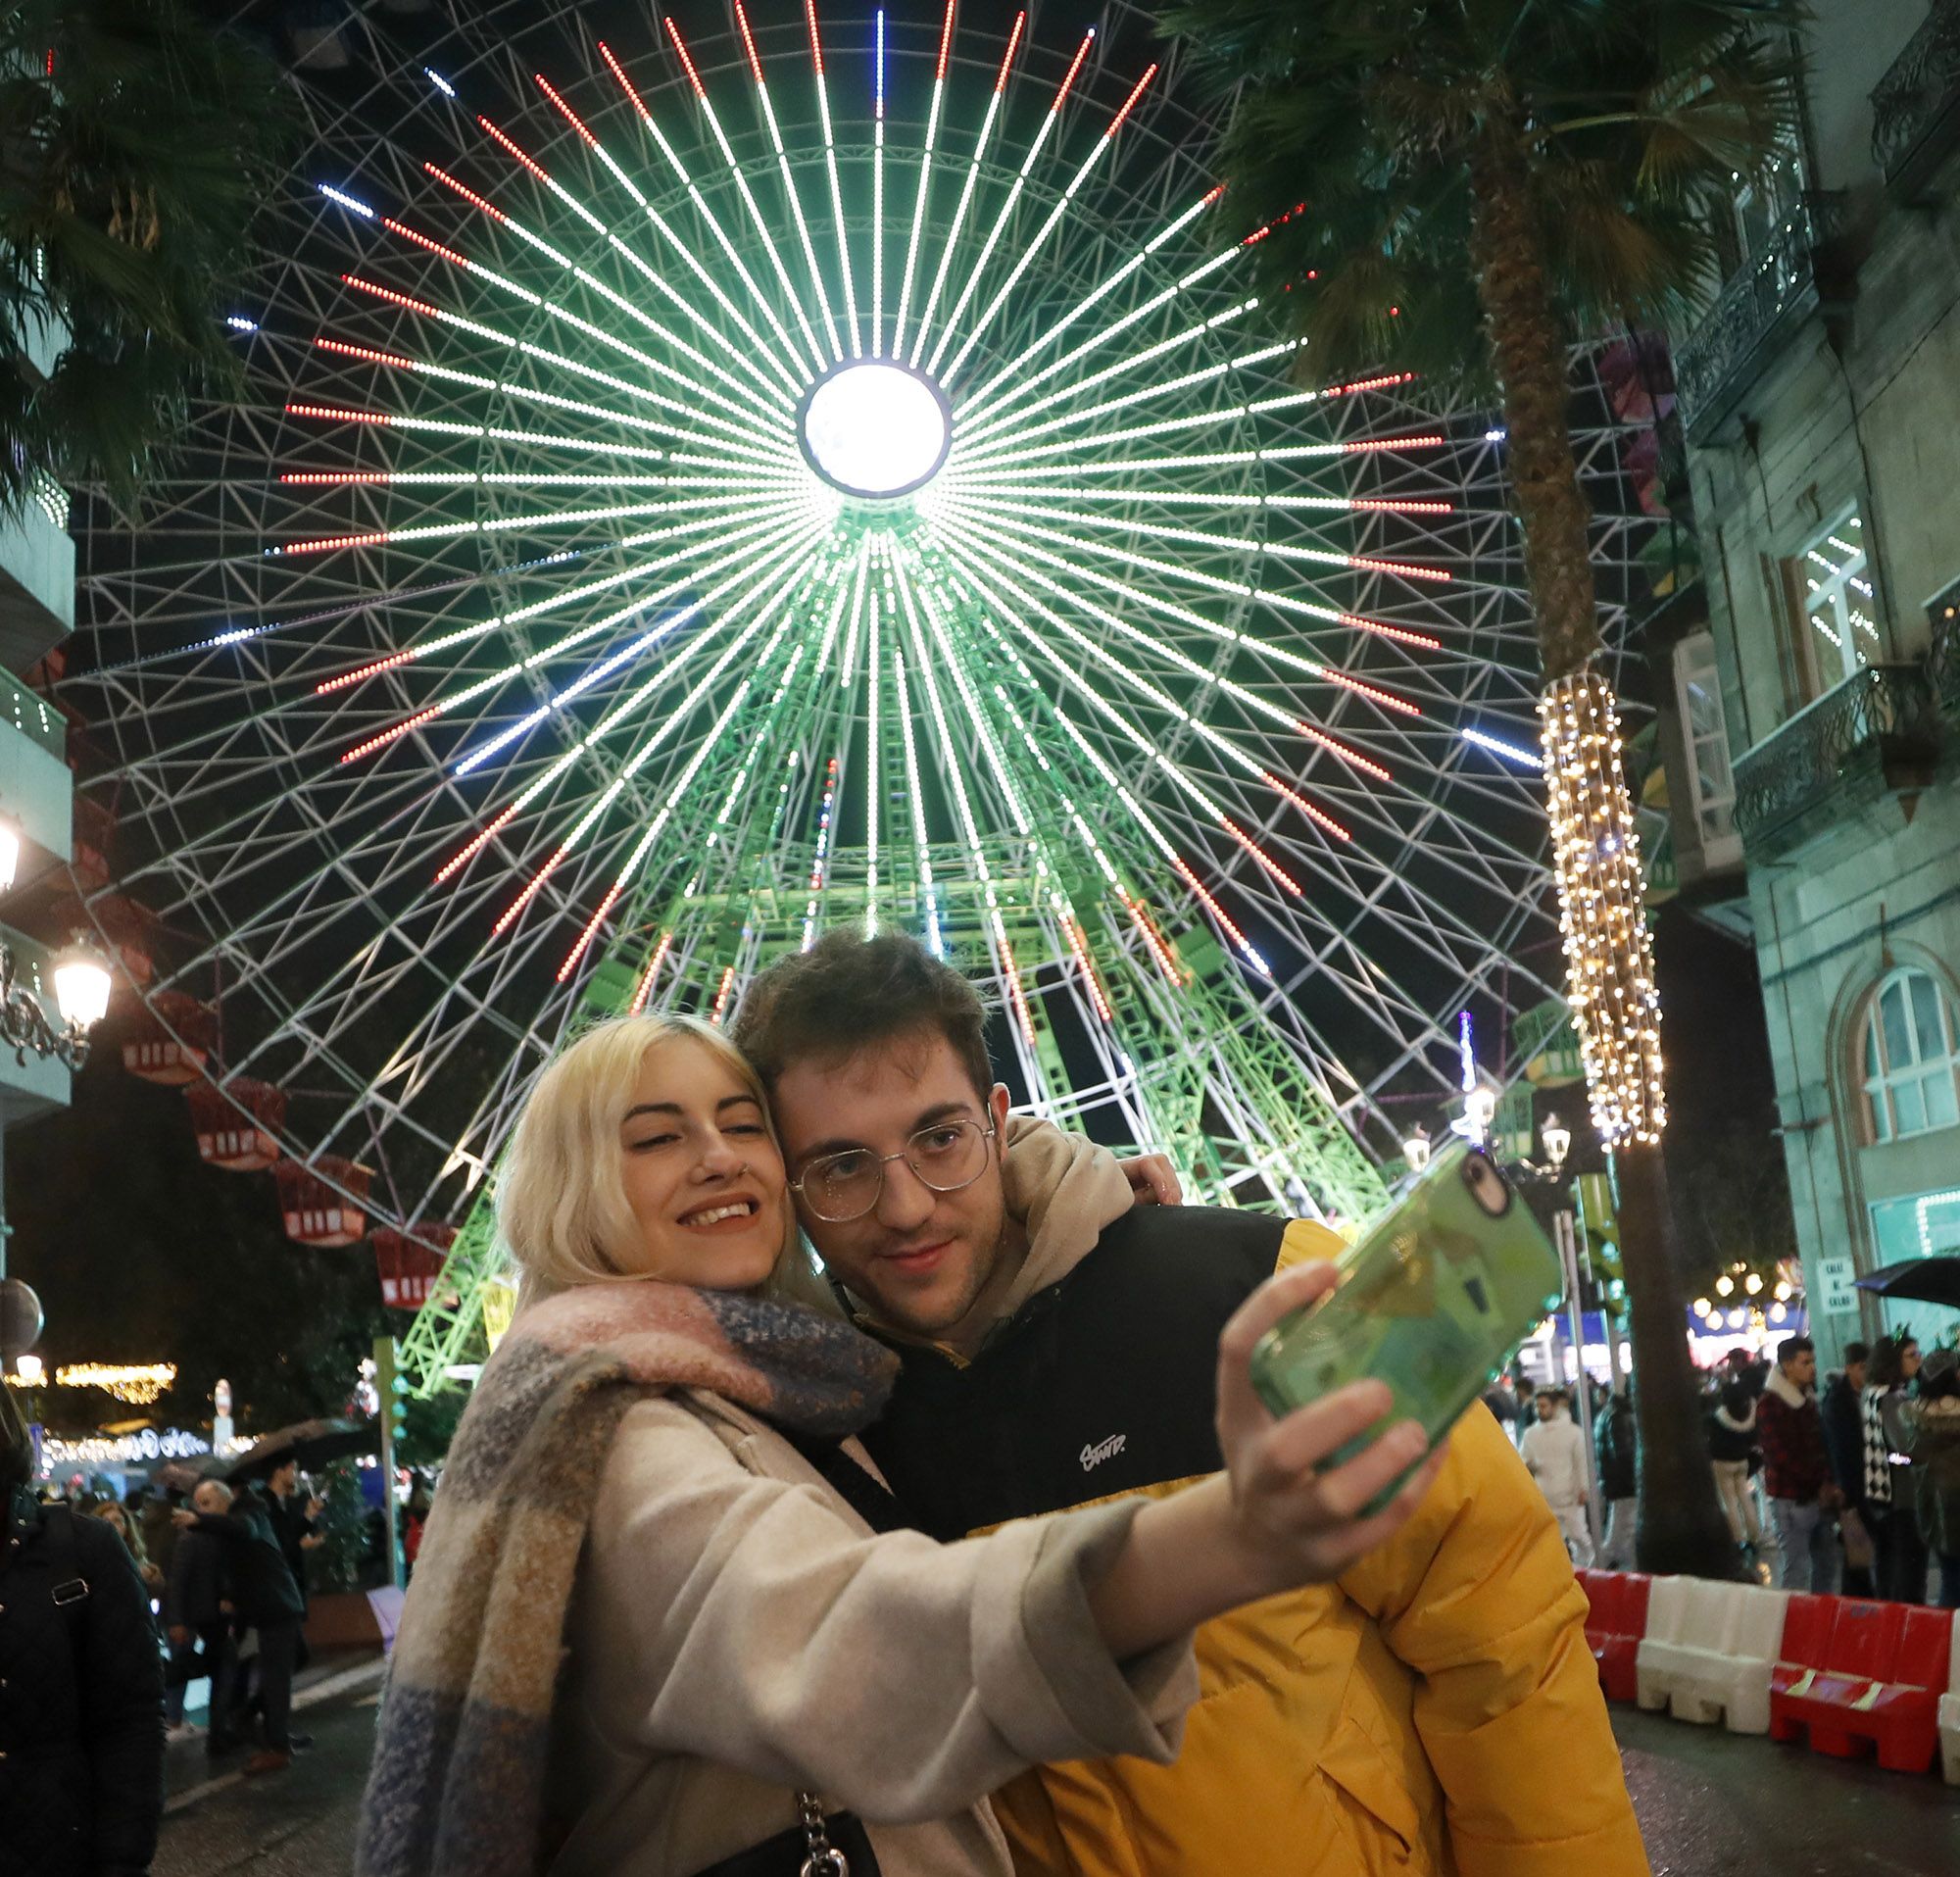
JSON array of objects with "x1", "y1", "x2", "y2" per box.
[{"x1": 798, "y1": 363, "x2": 952, "y2": 500}]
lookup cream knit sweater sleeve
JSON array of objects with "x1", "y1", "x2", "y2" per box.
[{"x1": 572, "y1": 1396, "x2": 1198, "y2": 1825}]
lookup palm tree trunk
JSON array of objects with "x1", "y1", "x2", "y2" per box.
[
  {"x1": 1619, "y1": 1140, "x2": 1746, "y2": 1576},
  {"x1": 1466, "y1": 117, "x2": 1740, "y2": 1580}
]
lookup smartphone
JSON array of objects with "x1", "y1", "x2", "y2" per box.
[{"x1": 1249, "y1": 1143, "x2": 1564, "y2": 1511}]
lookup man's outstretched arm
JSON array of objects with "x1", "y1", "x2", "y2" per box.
[{"x1": 1337, "y1": 1404, "x2": 1649, "y2": 1877}]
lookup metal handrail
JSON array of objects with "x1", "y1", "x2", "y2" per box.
[
  {"x1": 1733, "y1": 662, "x2": 1942, "y2": 846},
  {"x1": 1675, "y1": 193, "x2": 1843, "y2": 435},
  {"x1": 1873, "y1": 0, "x2": 1960, "y2": 183}
]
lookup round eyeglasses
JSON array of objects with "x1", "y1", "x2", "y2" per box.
[{"x1": 789, "y1": 1116, "x2": 998, "y2": 1222}]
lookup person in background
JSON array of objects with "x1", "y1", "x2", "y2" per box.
[
  {"x1": 1520, "y1": 1387, "x2": 1594, "y2": 1566},
  {"x1": 1757, "y1": 1335, "x2": 1840, "y2": 1594},
  {"x1": 1513, "y1": 1377, "x2": 1538, "y2": 1450},
  {"x1": 1907, "y1": 1348, "x2": 1960, "y2": 1610},
  {"x1": 403, "y1": 1480, "x2": 433, "y2": 1581},
  {"x1": 1821, "y1": 1343, "x2": 1874, "y2": 1596},
  {"x1": 0, "y1": 1374, "x2": 164, "y2": 1875},
  {"x1": 165, "y1": 1479, "x2": 242, "y2": 1753},
  {"x1": 1594, "y1": 1385, "x2": 1639, "y2": 1570},
  {"x1": 1705, "y1": 1376, "x2": 1764, "y2": 1560},
  {"x1": 138, "y1": 1485, "x2": 182, "y2": 1592},
  {"x1": 93, "y1": 1499, "x2": 168, "y2": 1602},
  {"x1": 176, "y1": 1481, "x2": 308, "y2": 1775},
  {"x1": 1865, "y1": 1334, "x2": 1928, "y2": 1603}
]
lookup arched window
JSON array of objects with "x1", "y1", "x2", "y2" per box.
[{"x1": 1863, "y1": 967, "x2": 1960, "y2": 1143}]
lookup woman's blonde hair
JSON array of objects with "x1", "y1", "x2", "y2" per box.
[{"x1": 498, "y1": 1013, "x2": 824, "y2": 1311}]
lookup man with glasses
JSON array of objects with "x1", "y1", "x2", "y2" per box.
[{"x1": 734, "y1": 932, "x2": 1642, "y2": 1877}]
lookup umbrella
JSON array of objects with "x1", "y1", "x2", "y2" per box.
[
  {"x1": 1850, "y1": 1257, "x2": 1960, "y2": 1311},
  {"x1": 220, "y1": 1415, "x2": 378, "y2": 1482},
  {"x1": 156, "y1": 1456, "x2": 225, "y2": 1494}
]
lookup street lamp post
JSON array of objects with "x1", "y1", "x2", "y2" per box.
[{"x1": 0, "y1": 936, "x2": 113, "y2": 1286}]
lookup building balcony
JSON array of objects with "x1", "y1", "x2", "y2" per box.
[
  {"x1": 1674, "y1": 193, "x2": 1849, "y2": 445},
  {"x1": 0, "y1": 475, "x2": 75, "y2": 668},
  {"x1": 1732, "y1": 662, "x2": 1943, "y2": 863},
  {"x1": 1873, "y1": 0, "x2": 1960, "y2": 200}
]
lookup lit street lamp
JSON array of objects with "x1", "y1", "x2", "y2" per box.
[{"x1": 0, "y1": 936, "x2": 112, "y2": 1071}]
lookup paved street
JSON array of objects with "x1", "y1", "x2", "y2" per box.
[{"x1": 154, "y1": 1661, "x2": 1959, "y2": 1875}]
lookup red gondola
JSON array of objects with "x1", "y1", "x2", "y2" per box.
[
  {"x1": 122, "y1": 991, "x2": 218, "y2": 1087},
  {"x1": 371, "y1": 1222, "x2": 458, "y2": 1310},
  {"x1": 185, "y1": 1078, "x2": 286, "y2": 1171},
  {"x1": 274, "y1": 1156, "x2": 371, "y2": 1248}
]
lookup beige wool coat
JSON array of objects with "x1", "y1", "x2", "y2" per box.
[{"x1": 541, "y1": 1384, "x2": 1200, "y2": 1877}]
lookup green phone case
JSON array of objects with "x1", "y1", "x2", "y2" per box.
[{"x1": 1249, "y1": 1143, "x2": 1565, "y2": 1511}]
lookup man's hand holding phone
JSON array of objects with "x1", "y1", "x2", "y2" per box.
[{"x1": 1213, "y1": 1260, "x2": 1446, "y2": 1594}]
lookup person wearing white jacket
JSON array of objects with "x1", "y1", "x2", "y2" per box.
[{"x1": 1521, "y1": 1388, "x2": 1595, "y2": 1566}]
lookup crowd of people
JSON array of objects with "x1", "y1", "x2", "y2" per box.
[{"x1": 1490, "y1": 1329, "x2": 1960, "y2": 1605}]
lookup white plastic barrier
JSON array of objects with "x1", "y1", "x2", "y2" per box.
[
  {"x1": 1940, "y1": 1615, "x2": 1960, "y2": 1785},
  {"x1": 1636, "y1": 1577, "x2": 1789, "y2": 1736}
]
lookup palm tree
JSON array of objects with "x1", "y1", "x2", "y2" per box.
[
  {"x1": 1162, "y1": 0, "x2": 1799, "y2": 1577},
  {"x1": 0, "y1": 0, "x2": 296, "y2": 517}
]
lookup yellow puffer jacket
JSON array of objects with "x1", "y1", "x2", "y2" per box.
[
  {"x1": 992, "y1": 1396, "x2": 1643, "y2": 1875},
  {"x1": 858, "y1": 1141, "x2": 1649, "y2": 1877}
]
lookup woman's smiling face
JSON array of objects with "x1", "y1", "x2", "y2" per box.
[{"x1": 615, "y1": 1036, "x2": 790, "y2": 1291}]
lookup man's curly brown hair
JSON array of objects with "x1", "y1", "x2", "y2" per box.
[{"x1": 732, "y1": 930, "x2": 996, "y2": 1105}]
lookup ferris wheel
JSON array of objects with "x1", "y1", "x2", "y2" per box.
[{"x1": 59, "y1": 1, "x2": 1653, "y2": 1386}]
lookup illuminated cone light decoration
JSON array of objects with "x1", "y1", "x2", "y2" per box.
[{"x1": 62, "y1": 4, "x2": 1647, "y2": 1386}]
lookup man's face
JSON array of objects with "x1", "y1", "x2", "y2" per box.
[
  {"x1": 771, "y1": 1030, "x2": 1016, "y2": 1342},
  {"x1": 1784, "y1": 1350, "x2": 1817, "y2": 1389},
  {"x1": 270, "y1": 1460, "x2": 298, "y2": 1497},
  {"x1": 192, "y1": 1481, "x2": 231, "y2": 1515},
  {"x1": 1536, "y1": 1394, "x2": 1557, "y2": 1422},
  {"x1": 1845, "y1": 1359, "x2": 1868, "y2": 1392}
]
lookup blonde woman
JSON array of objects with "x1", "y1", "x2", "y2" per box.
[
  {"x1": 92, "y1": 1498, "x2": 166, "y2": 1599},
  {"x1": 358, "y1": 1014, "x2": 1441, "y2": 1877}
]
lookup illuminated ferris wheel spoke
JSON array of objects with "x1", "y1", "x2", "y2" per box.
[
  {"x1": 954, "y1": 184, "x2": 1225, "y2": 429},
  {"x1": 316, "y1": 501, "x2": 805, "y2": 697},
  {"x1": 332, "y1": 270, "x2": 789, "y2": 463},
  {"x1": 912, "y1": 546, "x2": 1303, "y2": 898},
  {"x1": 948, "y1": 369, "x2": 1415, "y2": 478},
  {"x1": 485, "y1": 541, "x2": 824, "y2": 931},
  {"x1": 939, "y1": 62, "x2": 1156, "y2": 393},
  {"x1": 906, "y1": 8, "x2": 1022, "y2": 370},
  {"x1": 935, "y1": 502, "x2": 1430, "y2": 701},
  {"x1": 582, "y1": 46, "x2": 808, "y2": 398},
  {"x1": 456, "y1": 114, "x2": 797, "y2": 428},
  {"x1": 662, "y1": 16, "x2": 829, "y2": 373},
  {"x1": 926, "y1": 513, "x2": 1393, "y2": 780},
  {"x1": 730, "y1": 0, "x2": 843, "y2": 359},
  {"x1": 889, "y1": 0, "x2": 956, "y2": 364},
  {"x1": 950, "y1": 301, "x2": 1268, "y2": 460},
  {"x1": 929, "y1": 533, "x2": 1354, "y2": 847},
  {"x1": 801, "y1": 0, "x2": 862, "y2": 357},
  {"x1": 366, "y1": 165, "x2": 789, "y2": 431},
  {"x1": 870, "y1": 9, "x2": 887, "y2": 355},
  {"x1": 921, "y1": 25, "x2": 1093, "y2": 380},
  {"x1": 885, "y1": 554, "x2": 1039, "y2": 1051},
  {"x1": 333, "y1": 504, "x2": 819, "y2": 763},
  {"x1": 597, "y1": 28, "x2": 809, "y2": 384},
  {"x1": 952, "y1": 491, "x2": 1450, "y2": 591}
]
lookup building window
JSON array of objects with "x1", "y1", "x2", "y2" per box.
[
  {"x1": 1863, "y1": 966, "x2": 1960, "y2": 1143},
  {"x1": 1671, "y1": 632, "x2": 1738, "y2": 854},
  {"x1": 1798, "y1": 508, "x2": 1879, "y2": 687}
]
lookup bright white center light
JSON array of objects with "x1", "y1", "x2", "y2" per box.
[{"x1": 798, "y1": 362, "x2": 952, "y2": 500}]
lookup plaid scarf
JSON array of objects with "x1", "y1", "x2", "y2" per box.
[{"x1": 355, "y1": 1279, "x2": 898, "y2": 1877}]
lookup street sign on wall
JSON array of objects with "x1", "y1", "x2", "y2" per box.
[{"x1": 1815, "y1": 1256, "x2": 1859, "y2": 1317}]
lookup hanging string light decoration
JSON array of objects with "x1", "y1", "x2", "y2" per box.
[{"x1": 1537, "y1": 667, "x2": 1665, "y2": 1145}]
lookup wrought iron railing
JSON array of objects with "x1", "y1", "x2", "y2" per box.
[
  {"x1": 1733, "y1": 662, "x2": 1943, "y2": 854},
  {"x1": 1929, "y1": 581, "x2": 1960, "y2": 718},
  {"x1": 1675, "y1": 194, "x2": 1846, "y2": 441},
  {"x1": 1873, "y1": 0, "x2": 1960, "y2": 189}
]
